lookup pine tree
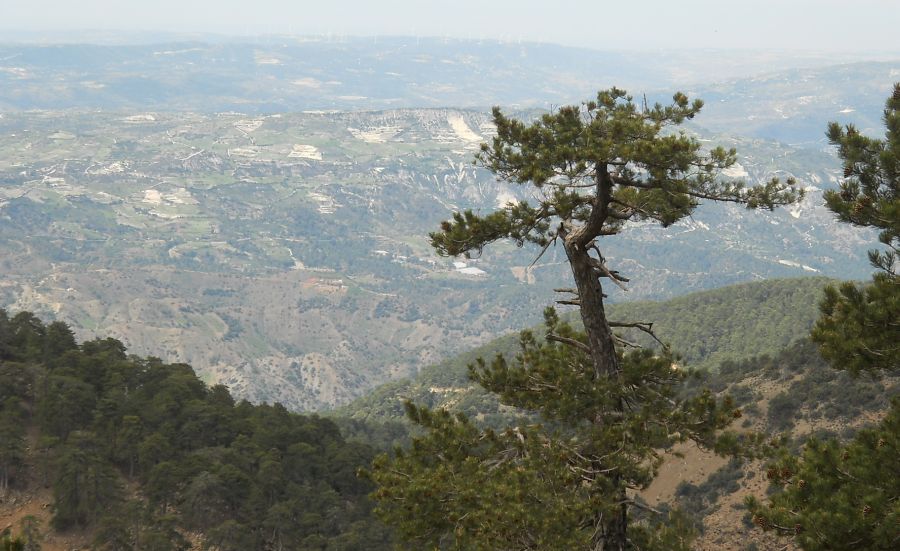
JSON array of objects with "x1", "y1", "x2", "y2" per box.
[
  {"x1": 748, "y1": 84, "x2": 900, "y2": 550},
  {"x1": 52, "y1": 432, "x2": 123, "y2": 530},
  {"x1": 0, "y1": 402, "x2": 26, "y2": 495},
  {"x1": 811, "y1": 83, "x2": 900, "y2": 374},
  {"x1": 367, "y1": 89, "x2": 799, "y2": 550}
]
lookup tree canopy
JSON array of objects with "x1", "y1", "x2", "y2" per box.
[
  {"x1": 811, "y1": 83, "x2": 900, "y2": 374},
  {"x1": 431, "y1": 88, "x2": 799, "y2": 379}
]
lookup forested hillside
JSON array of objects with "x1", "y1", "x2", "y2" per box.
[
  {"x1": 0, "y1": 310, "x2": 392, "y2": 550},
  {"x1": 1, "y1": 281, "x2": 895, "y2": 550},
  {"x1": 339, "y1": 277, "x2": 833, "y2": 425}
]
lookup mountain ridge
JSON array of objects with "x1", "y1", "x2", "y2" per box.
[{"x1": 336, "y1": 276, "x2": 835, "y2": 423}]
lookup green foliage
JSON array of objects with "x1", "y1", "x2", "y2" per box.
[
  {"x1": 0, "y1": 308, "x2": 393, "y2": 549},
  {"x1": 0, "y1": 399, "x2": 26, "y2": 493},
  {"x1": 747, "y1": 399, "x2": 900, "y2": 549},
  {"x1": 822, "y1": 84, "x2": 900, "y2": 275},
  {"x1": 0, "y1": 535, "x2": 24, "y2": 551},
  {"x1": 51, "y1": 432, "x2": 124, "y2": 530},
  {"x1": 94, "y1": 501, "x2": 188, "y2": 551},
  {"x1": 16, "y1": 516, "x2": 41, "y2": 551},
  {"x1": 372, "y1": 88, "x2": 802, "y2": 549},
  {"x1": 342, "y1": 277, "x2": 828, "y2": 426},
  {"x1": 812, "y1": 83, "x2": 900, "y2": 375},
  {"x1": 369, "y1": 403, "x2": 588, "y2": 550},
  {"x1": 812, "y1": 275, "x2": 899, "y2": 375},
  {"x1": 431, "y1": 88, "x2": 799, "y2": 258},
  {"x1": 606, "y1": 278, "x2": 829, "y2": 371},
  {"x1": 749, "y1": 84, "x2": 900, "y2": 550}
]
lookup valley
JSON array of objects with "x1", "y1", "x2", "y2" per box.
[
  {"x1": 0, "y1": 18, "x2": 898, "y2": 550},
  {"x1": 0, "y1": 104, "x2": 880, "y2": 409}
]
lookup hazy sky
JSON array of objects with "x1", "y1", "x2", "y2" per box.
[{"x1": 4, "y1": 0, "x2": 900, "y2": 52}]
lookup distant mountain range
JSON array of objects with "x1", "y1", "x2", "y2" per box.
[{"x1": 1, "y1": 37, "x2": 897, "y2": 142}]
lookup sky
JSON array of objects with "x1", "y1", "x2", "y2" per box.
[{"x1": 3, "y1": 0, "x2": 900, "y2": 52}]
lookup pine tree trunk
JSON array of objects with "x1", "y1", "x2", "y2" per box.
[
  {"x1": 607, "y1": 484, "x2": 628, "y2": 551},
  {"x1": 562, "y1": 237, "x2": 629, "y2": 550},
  {"x1": 561, "y1": 234, "x2": 620, "y2": 379}
]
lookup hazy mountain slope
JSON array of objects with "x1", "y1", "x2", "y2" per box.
[
  {"x1": 689, "y1": 61, "x2": 900, "y2": 143},
  {"x1": 0, "y1": 104, "x2": 877, "y2": 410},
  {"x1": 0, "y1": 47, "x2": 892, "y2": 410},
  {"x1": 0, "y1": 36, "x2": 896, "y2": 122}
]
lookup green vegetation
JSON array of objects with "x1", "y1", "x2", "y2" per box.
[
  {"x1": 749, "y1": 403, "x2": 899, "y2": 549},
  {"x1": 0, "y1": 309, "x2": 392, "y2": 550},
  {"x1": 811, "y1": 84, "x2": 900, "y2": 375},
  {"x1": 340, "y1": 277, "x2": 830, "y2": 425},
  {"x1": 367, "y1": 313, "x2": 738, "y2": 550},
  {"x1": 748, "y1": 84, "x2": 900, "y2": 550}
]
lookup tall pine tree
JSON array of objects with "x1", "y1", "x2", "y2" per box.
[{"x1": 367, "y1": 89, "x2": 799, "y2": 550}]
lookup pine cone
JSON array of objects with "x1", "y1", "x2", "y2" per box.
[{"x1": 752, "y1": 515, "x2": 769, "y2": 529}]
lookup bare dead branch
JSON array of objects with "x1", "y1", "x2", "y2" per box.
[
  {"x1": 546, "y1": 333, "x2": 591, "y2": 354},
  {"x1": 608, "y1": 321, "x2": 669, "y2": 350}
]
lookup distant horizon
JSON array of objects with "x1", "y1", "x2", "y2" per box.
[
  {"x1": 5, "y1": 0, "x2": 900, "y2": 53},
  {"x1": 1, "y1": 30, "x2": 900, "y2": 59}
]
